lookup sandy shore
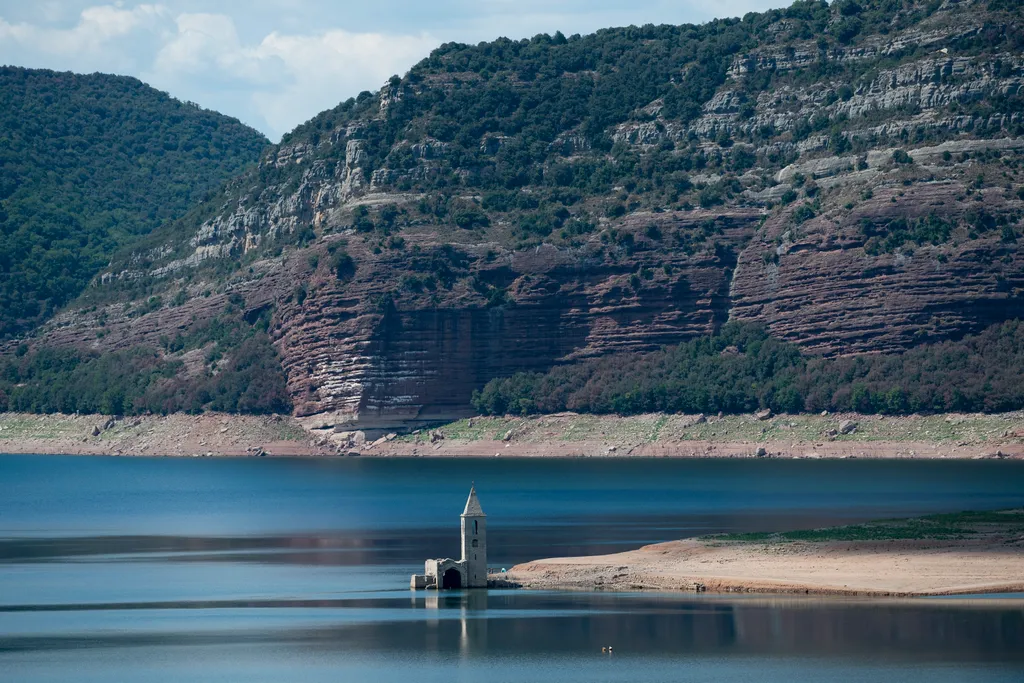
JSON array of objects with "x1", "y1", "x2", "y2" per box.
[
  {"x1": 1, "y1": 410, "x2": 1022, "y2": 459},
  {"x1": 507, "y1": 513, "x2": 1024, "y2": 597}
]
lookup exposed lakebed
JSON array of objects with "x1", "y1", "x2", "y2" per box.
[{"x1": 1, "y1": 455, "x2": 1022, "y2": 682}]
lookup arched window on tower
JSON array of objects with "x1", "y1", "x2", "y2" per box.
[{"x1": 472, "y1": 539, "x2": 478, "y2": 547}]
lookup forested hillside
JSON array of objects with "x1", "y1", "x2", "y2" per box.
[
  {"x1": 8, "y1": 0, "x2": 1024, "y2": 426},
  {"x1": 0, "y1": 67, "x2": 269, "y2": 338}
]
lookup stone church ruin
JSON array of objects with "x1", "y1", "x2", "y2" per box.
[{"x1": 411, "y1": 486, "x2": 487, "y2": 590}]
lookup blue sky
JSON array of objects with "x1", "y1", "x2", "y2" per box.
[{"x1": 0, "y1": 1, "x2": 785, "y2": 140}]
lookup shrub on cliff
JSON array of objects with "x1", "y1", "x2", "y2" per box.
[{"x1": 331, "y1": 250, "x2": 357, "y2": 281}]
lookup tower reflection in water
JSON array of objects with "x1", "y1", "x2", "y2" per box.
[
  {"x1": 415, "y1": 590, "x2": 489, "y2": 658},
  {"x1": 404, "y1": 591, "x2": 1023, "y2": 661}
]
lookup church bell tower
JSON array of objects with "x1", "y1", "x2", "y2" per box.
[{"x1": 460, "y1": 486, "x2": 487, "y2": 588}]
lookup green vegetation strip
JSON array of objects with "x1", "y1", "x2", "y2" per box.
[
  {"x1": 473, "y1": 321, "x2": 1024, "y2": 418},
  {"x1": 707, "y1": 510, "x2": 1024, "y2": 543},
  {"x1": 0, "y1": 310, "x2": 291, "y2": 416}
]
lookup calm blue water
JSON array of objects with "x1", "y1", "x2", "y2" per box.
[{"x1": 1, "y1": 455, "x2": 1023, "y2": 682}]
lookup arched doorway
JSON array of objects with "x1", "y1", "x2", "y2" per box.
[{"x1": 441, "y1": 567, "x2": 463, "y2": 589}]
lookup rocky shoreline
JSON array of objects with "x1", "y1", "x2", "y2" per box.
[
  {"x1": 0, "y1": 412, "x2": 329, "y2": 457},
  {"x1": 368, "y1": 412, "x2": 1024, "y2": 460},
  {"x1": 0, "y1": 410, "x2": 1022, "y2": 459}
]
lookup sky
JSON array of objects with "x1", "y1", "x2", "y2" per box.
[{"x1": 0, "y1": 1, "x2": 785, "y2": 141}]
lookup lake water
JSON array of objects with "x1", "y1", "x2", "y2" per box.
[{"x1": 1, "y1": 455, "x2": 1023, "y2": 682}]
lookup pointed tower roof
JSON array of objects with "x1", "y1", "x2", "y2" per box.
[{"x1": 462, "y1": 486, "x2": 486, "y2": 517}]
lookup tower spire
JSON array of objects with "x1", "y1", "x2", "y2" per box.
[{"x1": 462, "y1": 485, "x2": 485, "y2": 517}]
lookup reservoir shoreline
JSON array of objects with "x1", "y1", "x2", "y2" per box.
[
  {"x1": 1, "y1": 411, "x2": 1022, "y2": 459},
  {"x1": 505, "y1": 510, "x2": 1024, "y2": 598}
]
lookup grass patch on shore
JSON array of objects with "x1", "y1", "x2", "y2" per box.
[
  {"x1": 0, "y1": 414, "x2": 86, "y2": 439},
  {"x1": 395, "y1": 412, "x2": 1023, "y2": 445},
  {"x1": 707, "y1": 509, "x2": 1024, "y2": 544}
]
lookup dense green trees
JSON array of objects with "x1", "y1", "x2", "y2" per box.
[
  {"x1": 284, "y1": 19, "x2": 753, "y2": 195},
  {"x1": 0, "y1": 295, "x2": 290, "y2": 415},
  {"x1": 0, "y1": 333, "x2": 291, "y2": 416},
  {"x1": 0, "y1": 67, "x2": 268, "y2": 338},
  {"x1": 472, "y1": 321, "x2": 1024, "y2": 416}
]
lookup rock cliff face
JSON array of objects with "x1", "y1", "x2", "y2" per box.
[
  {"x1": 732, "y1": 173, "x2": 1024, "y2": 354},
  {"x1": 24, "y1": 0, "x2": 1024, "y2": 428},
  {"x1": 272, "y1": 209, "x2": 759, "y2": 427}
]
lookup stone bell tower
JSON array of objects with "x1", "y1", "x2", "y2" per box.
[{"x1": 460, "y1": 485, "x2": 487, "y2": 588}]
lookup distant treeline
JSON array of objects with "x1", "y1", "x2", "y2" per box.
[
  {"x1": 0, "y1": 333, "x2": 290, "y2": 416},
  {"x1": 472, "y1": 321, "x2": 1024, "y2": 416}
]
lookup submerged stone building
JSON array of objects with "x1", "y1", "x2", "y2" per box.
[{"x1": 411, "y1": 486, "x2": 487, "y2": 590}]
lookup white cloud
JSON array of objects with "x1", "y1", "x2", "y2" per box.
[
  {"x1": 144, "y1": 12, "x2": 437, "y2": 137},
  {"x1": 151, "y1": 12, "x2": 285, "y2": 83},
  {"x1": 0, "y1": 4, "x2": 166, "y2": 58},
  {"x1": 250, "y1": 29, "x2": 438, "y2": 135}
]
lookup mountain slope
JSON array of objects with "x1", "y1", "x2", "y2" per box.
[
  {"x1": 0, "y1": 67, "x2": 269, "y2": 338},
  {"x1": 18, "y1": 0, "x2": 1024, "y2": 428}
]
